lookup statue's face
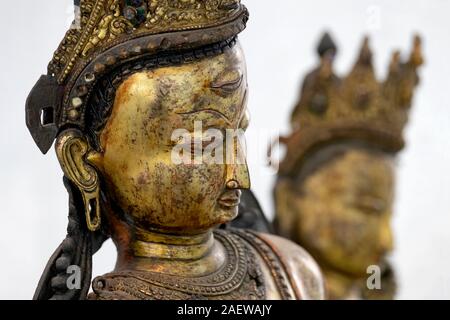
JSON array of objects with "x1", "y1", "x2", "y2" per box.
[
  {"x1": 285, "y1": 149, "x2": 394, "y2": 276},
  {"x1": 93, "y1": 43, "x2": 250, "y2": 234}
]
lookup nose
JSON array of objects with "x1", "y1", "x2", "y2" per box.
[
  {"x1": 226, "y1": 164, "x2": 250, "y2": 190},
  {"x1": 225, "y1": 137, "x2": 251, "y2": 190}
]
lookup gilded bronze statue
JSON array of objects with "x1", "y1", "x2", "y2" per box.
[
  {"x1": 273, "y1": 33, "x2": 423, "y2": 299},
  {"x1": 26, "y1": 0, "x2": 323, "y2": 300}
]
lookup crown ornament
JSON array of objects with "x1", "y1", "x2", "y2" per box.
[
  {"x1": 26, "y1": 0, "x2": 248, "y2": 154},
  {"x1": 278, "y1": 33, "x2": 424, "y2": 175}
]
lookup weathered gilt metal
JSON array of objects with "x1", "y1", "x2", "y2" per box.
[
  {"x1": 27, "y1": 0, "x2": 324, "y2": 300},
  {"x1": 273, "y1": 33, "x2": 423, "y2": 299}
]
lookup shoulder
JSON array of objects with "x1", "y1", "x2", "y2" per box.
[{"x1": 255, "y1": 232, "x2": 326, "y2": 300}]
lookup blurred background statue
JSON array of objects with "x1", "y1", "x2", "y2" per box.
[{"x1": 273, "y1": 33, "x2": 423, "y2": 299}]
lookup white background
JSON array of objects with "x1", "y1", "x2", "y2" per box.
[{"x1": 0, "y1": 0, "x2": 449, "y2": 299}]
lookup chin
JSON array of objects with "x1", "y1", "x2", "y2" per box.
[{"x1": 214, "y1": 206, "x2": 239, "y2": 225}]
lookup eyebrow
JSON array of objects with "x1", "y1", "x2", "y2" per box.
[{"x1": 176, "y1": 109, "x2": 232, "y2": 125}]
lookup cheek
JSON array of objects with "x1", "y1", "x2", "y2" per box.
[
  {"x1": 328, "y1": 211, "x2": 384, "y2": 270},
  {"x1": 138, "y1": 154, "x2": 226, "y2": 215},
  {"x1": 101, "y1": 154, "x2": 159, "y2": 212},
  {"x1": 161, "y1": 163, "x2": 225, "y2": 208},
  {"x1": 297, "y1": 194, "x2": 376, "y2": 255}
]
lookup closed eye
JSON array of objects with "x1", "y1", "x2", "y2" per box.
[
  {"x1": 210, "y1": 74, "x2": 243, "y2": 95},
  {"x1": 352, "y1": 195, "x2": 387, "y2": 215}
]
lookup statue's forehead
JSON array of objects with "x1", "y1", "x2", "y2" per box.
[
  {"x1": 112, "y1": 49, "x2": 247, "y2": 127},
  {"x1": 299, "y1": 148, "x2": 393, "y2": 193},
  {"x1": 317, "y1": 150, "x2": 390, "y2": 180}
]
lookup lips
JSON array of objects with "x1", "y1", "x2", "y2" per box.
[{"x1": 218, "y1": 190, "x2": 242, "y2": 208}]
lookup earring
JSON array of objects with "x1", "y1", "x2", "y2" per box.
[{"x1": 79, "y1": 181, "x2": 101, "y2": 232}]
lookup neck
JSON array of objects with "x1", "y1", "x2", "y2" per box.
[
  {"x1": 113, "y1": 227, "x2": 226, "y2": 277},
  {"x1": 132, "y1": 228, "x2": 214, "y2": 260}
]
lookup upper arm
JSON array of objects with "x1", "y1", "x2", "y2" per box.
[{"x1": 258, "y1": 233, "x2": 326, "y2": 300}]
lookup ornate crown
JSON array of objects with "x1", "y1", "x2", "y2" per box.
[
  {"x1": 26, "y1": 0, "x2": 249, "y2": 154},
  {"x1": 278, "y1": 33, "x2": 423, "y2": 175}
]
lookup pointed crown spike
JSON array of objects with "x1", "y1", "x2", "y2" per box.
[
  {"x1": 389, "y1": 51, "x2": 401, "y2": 74},
  {"x1": 356, "y1": 36, "x2": 373, "y2": 66},
  {"x1": 409, "y1": 35, "x2": 424, "y2": 67},
  {"x1": 282, "y1": 34, "x2": 424, "y2": 175},
  {"x1": 317, "y1": 32, "x2": 338, "y2": 58}
]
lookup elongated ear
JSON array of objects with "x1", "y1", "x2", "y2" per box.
[{"x1": 56, "y1": 129, "x2": 101, "y2": 232}]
